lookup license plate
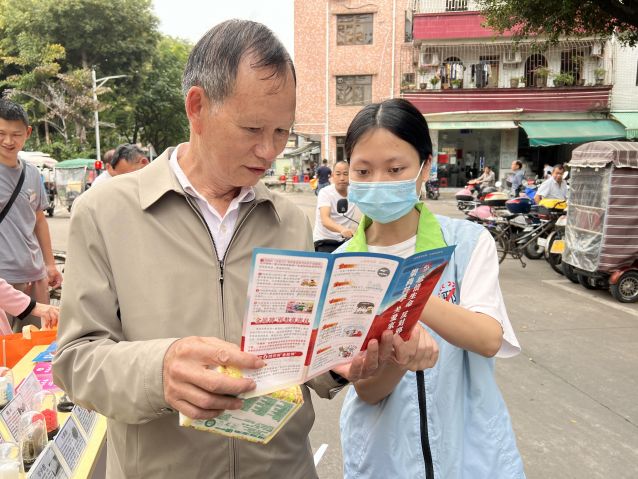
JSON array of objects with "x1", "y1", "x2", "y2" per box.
[
  {"x1": 536, "y1": 237, "x2": 548, "y2": 248},
  {"x1": 550, "y1": 239, "x2": 565, "y2": 254}
]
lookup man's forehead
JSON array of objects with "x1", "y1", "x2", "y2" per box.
[{"x1": 0, "y1": 119, "x2": 28, "y2": 132}]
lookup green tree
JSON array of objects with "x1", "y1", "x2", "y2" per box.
[
  {"x1": 0, "y1": 0, "x2": 158, "y2": 76},
  {"x1": 478, "y1": 0, "x2": 638, "y2": 46},
  {"x1": 102, "y1": 36, "x2": 191, "y2": 153}
]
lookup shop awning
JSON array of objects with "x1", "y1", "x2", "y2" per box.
[
  {"x1": 427, "y1": 120, "x2": 517, "y2": 130},
  {"x1": 283, "y1": 142, "x2": 318, "y2": 158},
  {"x1": 611, "y1": 112, "x2": 638, "y2": 140},
  {"x1": 519, "y1": 120, "x2": 627, "y2": 147}
]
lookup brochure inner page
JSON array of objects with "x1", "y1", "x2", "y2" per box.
[
  {"x1": 305, "y1": 253, "x2": 400, "y2": 378},
  {"x1": 240, "y1": 250, "x2": 330, "y2": 397}
]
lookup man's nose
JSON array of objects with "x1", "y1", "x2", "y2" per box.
[{"x1": 255, "y1": 135, "x2": 278, "y2": 161}]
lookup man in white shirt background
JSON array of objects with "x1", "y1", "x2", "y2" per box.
[
  {"x1": 313, "y1": 160, "x2": 359, "y2": 252},
  {"x1": 91, "y1": 144, "x2": 148, "y2": 187},
  {"x1": 535, "y1": 164, "x2": 568, "y2": 203}
]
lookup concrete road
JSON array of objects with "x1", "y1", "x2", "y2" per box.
[{"x1": 47, "y1": 191, "x2": 638, "y2": 479}]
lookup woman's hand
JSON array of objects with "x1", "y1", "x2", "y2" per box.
[
  {"x1": 32, "y1": 303, "x2": 59, "y2": 329},
  {"x1": 392, "y1": 324, "x2": 439, "y2": 372}
]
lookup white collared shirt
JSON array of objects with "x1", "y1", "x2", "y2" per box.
[
  {"x1": 537, "y1": 177, "x2": 568, "y2": 200},
  {"x1": 169, "y1": 144, "x2": 255, "y2": 260}
]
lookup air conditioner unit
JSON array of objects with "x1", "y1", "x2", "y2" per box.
[
  {"x1": 421, "y1": 53, "x2": 440, "y2": 66},
  {"x1": 503, "y1": 51, "x2": 521, "y2": 64},
  {"x1": 590, "y1": 44, "x2": 603, "y2": 57}
]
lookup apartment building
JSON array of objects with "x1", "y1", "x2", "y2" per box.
[{"x1": 294, "y1": 0, "x2": 637, "y2": 185}]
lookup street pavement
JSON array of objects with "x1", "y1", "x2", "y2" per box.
[{"x1": 47, "y1": 190, "x2": 638, "y2": 479}]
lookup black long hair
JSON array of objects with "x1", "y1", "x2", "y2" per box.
[{"x1": 345, "y1": 98, "x2": 432, "y2": 164}]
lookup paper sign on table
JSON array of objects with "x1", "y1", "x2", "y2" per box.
[
  {"x1": 71, "y1": 405, "x2": 97, "y2": 438},
  {"x1": 52, "y1": 417, "x2": 86, "y2": 472},
  {"x1": 16, "y1": 371, "x2": 43, "y2": 406},
  {"x1": 27, "y1": 442, "x2": 70, "y2": 479},
  {"x1": 32, "y1": 342, "x2": 57, "y2": 363},
  {"x1": 0, "y1": 394, "x2": 27, "y2": 441},
  {"x1": 240, "y1": 246, "x2": 454, "y2": 397}
]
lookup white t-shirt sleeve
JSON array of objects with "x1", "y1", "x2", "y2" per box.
[
  {"x1": 459, "y1": 230, "x2": 521, "y2": 358},
  {"x1": 316, "y1": 187, "x2": 333, "y2": 208},
  {"x1": 536, "y1": 179, "x2": 551, "y2": 197}
]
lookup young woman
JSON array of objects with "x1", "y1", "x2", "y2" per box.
[
  {"x1": 0, "y1": 278, "x2": 59, "y2": 333},
  {"x1": 337, "y1": 98, "x2": 525, "y2": 479}
]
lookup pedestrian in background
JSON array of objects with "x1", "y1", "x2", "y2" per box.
[
  {"x1": 91, "y1": 143, "x2": 149, "y2": 187},
  {"x1": 0, "y1": 98, "x2": 62, "y2": 331},
  {"x1": 313, "y1": 160, "x2": 359, "y2": 252},
  {"x1": 315, "y1": 158, "x2": 332, "y2": 195}
]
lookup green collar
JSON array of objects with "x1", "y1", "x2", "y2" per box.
[{"x1": 345, "y1": 203, "x2": 447, "y2": 253}]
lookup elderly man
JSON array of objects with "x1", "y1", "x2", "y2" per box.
[
  {"x1": 53, "y1": 20, "x2": 420, "y2": 479},
  {"x1": 535, "y1": 164, "x2": 568, "y2": 203},
  {"x1": 91, "y1": 144, "x2": 148, "y2": 187}
]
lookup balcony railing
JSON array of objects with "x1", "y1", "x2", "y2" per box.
[{"x1": 401, "y1": 85, "x2": 613, "y2": 114}]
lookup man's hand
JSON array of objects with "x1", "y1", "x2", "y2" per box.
[
  {"x1": 332, "y1": 330, "x2": 394, "y2": 382},
  {"x1": 32, "y1": 303, "x2": 59, "y2": 329},
  {"x1": 340, "y1": 228, "x2": 354, "y2": 239},
  {"x1": 391, "y1": 325, "x2": 439, "y2": 372},
  {"x1": 46, "y1": 264, "x2": 63, "y2": 289},
  {"x1": 163, "y1": 336, "x2": 265, "y2": 420}
]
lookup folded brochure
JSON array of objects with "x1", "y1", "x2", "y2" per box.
[
  {"x1": 180, "y1": 367, "x2": 303, "y2": 444},
  {"x1": 240, "y1": 245, "x2": 454, "y2": 398}
]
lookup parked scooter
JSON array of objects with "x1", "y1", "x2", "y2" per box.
[
  {"x1": 425, "y1": 179, "x2": 440, "y2": 200},
  {"x1": 455, "y1": 183, "x2": 497, "y2": 210}
]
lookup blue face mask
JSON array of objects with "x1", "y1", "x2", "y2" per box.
[{"x1": 348, "y1": 163, "x2": 424, "y2": 224}]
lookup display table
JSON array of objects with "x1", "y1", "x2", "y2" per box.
[{"x1": 0, "y1": 345, "x2": 107, "y2": 478}]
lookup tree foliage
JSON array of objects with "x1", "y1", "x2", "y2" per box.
[
  {"x1": 478, "y1": 0, "x2": 638, "y2": 46},
  {"x1": 0, "y1": 0, "x2": 191, "y2": 159}
]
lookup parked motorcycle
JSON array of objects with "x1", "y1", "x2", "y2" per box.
[
  {"x1": 455, "y1": 183, "x2": 497, "y2": 210},
  {"x1": 425, "y1": 179, "x2": 440, "y2": 200}
]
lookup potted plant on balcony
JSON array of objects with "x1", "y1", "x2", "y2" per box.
[
  {"x1": 519, "y1": 76, "x2": 526, "y2": 88},
  {"x1": 553, "y1": 73, "x2": 575, "y2": 87},
  {"x1": 533, "y1": 66, "x2": 550, "y2": 87},
  {"x1": 450, "y1": 79, "x2": 463, "y2": 89},
  {"x1": 509, "y1": 77, "x2": 519, "y2": 88},
  {"x1": 429, "y1": 76, "x2": 440, "y2": 90},
  {"x1": 594, "y1": 67, "x2": 606, "y2": 85}
]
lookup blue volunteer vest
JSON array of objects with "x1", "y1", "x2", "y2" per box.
[{"x1": 338, "y1": 204, "x2": 526, "y2": 479}]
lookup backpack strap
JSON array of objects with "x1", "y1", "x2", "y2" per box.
[{"x1": 0, "y1": 164, "x2": 26, "y2": 224}]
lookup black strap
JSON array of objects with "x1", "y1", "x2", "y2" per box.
[{"x1": 0, "y1": 164, "x2": 26, "y2": 224}]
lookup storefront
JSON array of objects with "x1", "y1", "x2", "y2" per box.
[{"x1": 428, "y1": 120, "x2": 518, "y2": 187}]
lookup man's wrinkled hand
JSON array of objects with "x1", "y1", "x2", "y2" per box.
[
  {"x1": 163, "y1": 336, "x2": 265, "y2": 420},
  {"x1": 332, "y1": 330, "x2": 394, "y2": 382}
]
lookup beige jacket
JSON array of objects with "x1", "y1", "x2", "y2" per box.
[{"x1": 53, "y1": 149, "x2": 343, "y2": 478}]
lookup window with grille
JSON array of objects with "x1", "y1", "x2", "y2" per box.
[
  {"x1": 336, "y1": 76, "x2": 372, "y2": 106},
  {"x1": 337, "y1": 14, "x2": 373, "y2": 45},
  {"x1": 446, "y1": 0, "x2": 468, "y2": 11},
  {"x1": 560, "y1": 50, "x2": 585, "y2": 84}
]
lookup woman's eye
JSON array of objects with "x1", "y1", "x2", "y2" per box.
[
  {"x1": 389, "y1": 167, "x2": 404, "y2": 174},
  {"x1": 355, "y1": 169, "x2": 368, "y2": 176}
]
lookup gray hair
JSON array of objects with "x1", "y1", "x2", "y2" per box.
[
  {"x1": 111, "y1": 144, "x2": 146, "y2": 167},
  {"x1": 182, "y1": 19, "x2": 296, "y2": 103}
]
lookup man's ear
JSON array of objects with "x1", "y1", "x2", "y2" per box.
[
  {"x1": 25, "y1": 126, "x2": 33, "y2": 139},
  {"x1": 185, "y1": 86, "x2": 210, "y2": 135}
]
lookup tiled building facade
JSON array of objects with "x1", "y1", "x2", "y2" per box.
[{"x1": 294, "y1": 0, "x2": 410, "y2": 163}]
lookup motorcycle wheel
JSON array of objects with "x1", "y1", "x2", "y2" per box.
[
  {"x1": 545, "y1": 232, "x2": 563, "y2": 274},
  {"x1": 610, "y1": 271, "x2": 638, "y2": 303},
  {"x1": 523, "y1": 239, "x2": 544, "y2": 260},
  {"x1": 561, "y1": 262, "x2": 580, "y2": 283},
  {"x1": 489, "y1": 230, "x2": 507, "y2": 264},
  {"x1": 577, "y1": 274, "x2": 598, "y2": 290}
]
